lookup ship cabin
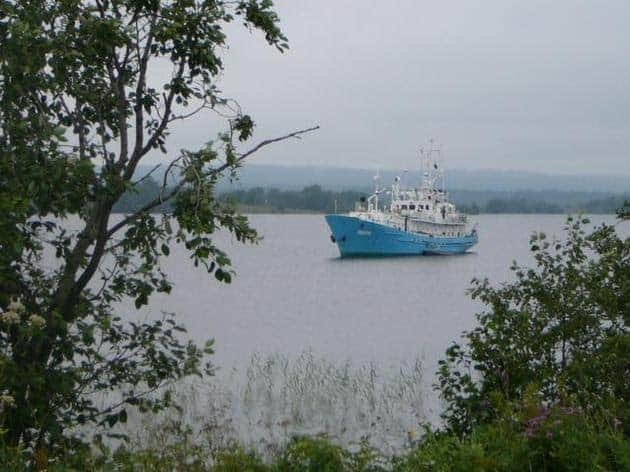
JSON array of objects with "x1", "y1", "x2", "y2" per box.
[
  {"x1": 390, "y1": 188, "x2": 466, "y2": 226},
  {"x1": 351, "y1": 163, "x2": 472, "y2": 239}
]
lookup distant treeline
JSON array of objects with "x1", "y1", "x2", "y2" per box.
[
  {"x1": 457, "y1": 194, "x2": 630, "y2": 214},
  {"x1": 112, "y1": 178, "x2": 629, "y2": 215},
  {"x1": 112, "y1": 177, "x2": 170, "y2": 213},
  {"x1": 220, "y1": 185, "x2": 364, "y2": 213},
  {"x1": 221, "y1": 185, "x2": 629, "y2": 214}
]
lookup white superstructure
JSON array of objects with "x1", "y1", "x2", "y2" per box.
[{"x1": 351, "y1": 142, "x2": 473, "y2": 238}]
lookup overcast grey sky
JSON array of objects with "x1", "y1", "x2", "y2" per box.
[{"x1": 165, "y1": 0, "x2": 630, "y2": 175}]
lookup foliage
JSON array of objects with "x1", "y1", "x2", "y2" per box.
[
  {"x1": 1, "y1": 416, "x2": 628, "y2": 471},
  {"x1": 274, "y1": 436, "x2": 348, "y2": 471},
  {"x1": 436, "y1": 203, "x2": 630, "y2": 437},
  {"x1": 0, "y1": 0, "x2": 316, "y2": 457},
  {"x1": 111, "y1": 442, "x2": 210, "y2": 472},
  {"x1": 220, "y1": 436, "x2": 387, "y2": 472},
  {"x1": 212, "y1": 448, "x2": 270, "y2": 472},
  {"x1": 394, "y1": 406, "x2": 630, "y2": 472},
  {"x1": 95, "y1": 435, "x2": 387, "y2": 472}
]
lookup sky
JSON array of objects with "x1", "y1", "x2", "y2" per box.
[{"x1": 162, "y1": 0, "x2": 630, "y2": 176}]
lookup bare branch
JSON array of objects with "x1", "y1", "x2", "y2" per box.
[
  {"x1": 167, "y1": 98, "x2": 210, "y2": 123},
  {"x1": 216, "y1": 125, "x2": 320, "y2": 174}
]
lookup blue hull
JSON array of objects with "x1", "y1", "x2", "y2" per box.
[{"x1": 325, "y1": 215, "x2": 478, "y2": 257}]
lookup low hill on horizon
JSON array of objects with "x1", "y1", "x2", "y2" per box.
[
  {"x1": 117, "y1": 168, "x2": 628, "y2": 215},
  {"x1": 215, "y1": 164, "x2": 630, "y2": 194}
]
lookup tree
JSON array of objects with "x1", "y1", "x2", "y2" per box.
[
  {"x1": 0, "y1": 0, "x2": 317, "y2": 453},
  {"x1": 437, "y1": 203, "x2": 630, "y2": 437}
]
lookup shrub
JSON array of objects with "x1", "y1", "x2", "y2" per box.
[
  {"x1": 436, "y1": 207, "x2": 629, "y2": 436},
  {"x1": 212, "y1": 448, "x2": 270, "y2": 472},
  {"x1": 395, "y1": 408, "x2": 630, "y2": 472}
]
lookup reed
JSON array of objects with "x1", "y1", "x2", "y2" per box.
[{"x1": 124, "y1": 350, "x2": 426, "y2": 458}]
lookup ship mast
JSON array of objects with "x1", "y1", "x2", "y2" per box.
[
  {"x1": 373, "y1": 169, "x2": 380, "y2": 212},
  {"x1": 420, "y1": 139, "x2": 444, "y2": 193}
]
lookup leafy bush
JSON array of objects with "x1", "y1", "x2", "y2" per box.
[
  {"x1": 436, "y1": 206, "x2": 629, "y2": 436},
  {"x1": 273, "y1": 436, "x2": 388, "y2": 472},
  {"x1": 212, "y1": 448, "x2": 270, "y2": 472},
  {"x1": 274, "y1": 436, "x2": 347, "y2": 471},
  {"x1": 1, "y1": 413, "x2": 628, "y2": 471},
  {"x1": 395, "y1": 408, "x2": 630, "y2": 471}
]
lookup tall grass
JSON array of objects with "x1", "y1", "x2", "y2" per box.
[{"x1": 125, "y1": 350, "x2": 425, "y2": 458}]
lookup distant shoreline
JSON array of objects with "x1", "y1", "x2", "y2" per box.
[
  {"x1": 112, "y1": 177, "x2": 629, "y2": 216},
  {"x1": 109, "y1": 207, "x2": 621, "y2": 216}
]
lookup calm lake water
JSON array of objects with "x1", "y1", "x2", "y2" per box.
[
  {"x1": 150, "y1": 214, "x2": 611, "y2": 363},
  {"x1": 112, "y1": 213, "x2": 627, "y2": 450},
  {"x1": 131, "y1": 215, "x2": 617, "y2": 420}
]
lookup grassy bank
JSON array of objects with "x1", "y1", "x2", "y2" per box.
[
  {"x1": 2, "y1": 351, "x2": 628, "y2": 470},
  {"x1": 2, "y1": 411, "x2": 628, "y2": 470}
]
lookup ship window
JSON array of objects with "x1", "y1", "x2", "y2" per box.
[
  {"x1": 409, "y1": 204, "x2": 415, "y2": 210},
  {"x1": 401, "y1": 205, "x2": 408, "y2": 210}
]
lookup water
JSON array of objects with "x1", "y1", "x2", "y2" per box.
[
  {"x1": 116, "y1": 213, "x2": 625, "y2": 452},
  {"x1": 149, "y1": 214, "x2": 587, "y2": 365}
]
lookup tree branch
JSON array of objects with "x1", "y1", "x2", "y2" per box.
[
  {"x1": 122, "y1": 60, "x2": 185, "y2": 182},
  {"x1": 128, "y1": 13, "x2": 157, "y2": 168},
  {"x1": 106, "y1": 125, "x2": 319, "y2": 237},
  {"x1": 217, "y1": 125, "x2": 320, "y2": 174}
]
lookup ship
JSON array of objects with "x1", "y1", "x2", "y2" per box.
[{"x1": 325, "y1": 142, "x2": 478, "y2": 256}]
